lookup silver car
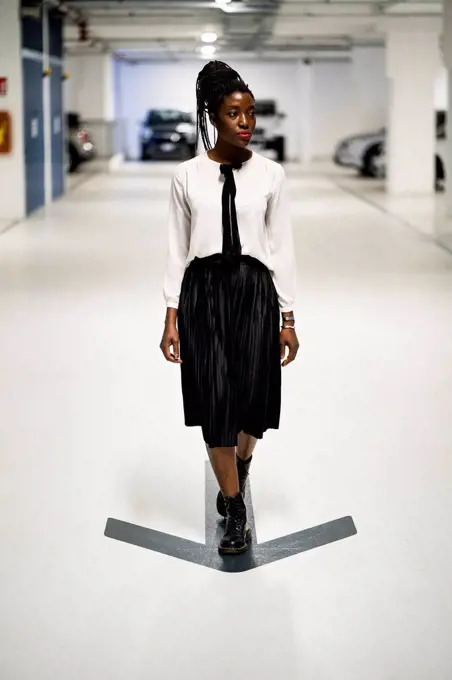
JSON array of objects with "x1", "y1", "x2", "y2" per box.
[
  {"x1": 334, "y1": 128, "x2": 385, "y2": 177},
  {"x1": 334, "y1": 110, "x2": 446, "y2": 178}
]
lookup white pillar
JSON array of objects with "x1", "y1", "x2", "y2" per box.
[
  {"x1": 0, "y1": 0, "x2": 26, "y2": 221},
  {"x1": 65, "y1": 53, "x2": 115, "y2": 121},
  {"x1": 296, "y1": 60, "x2": 313, "y2": 165},
  {"x1": 385, "y1": 31, "x2": 440, "y2": 195},
  {"x1": 442, "y1": 1, "x2": 452, "y2": 218}
]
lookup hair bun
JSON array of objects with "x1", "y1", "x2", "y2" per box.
[{"x1": 198, "y1": 60, "x2": 242, "y2": 81}]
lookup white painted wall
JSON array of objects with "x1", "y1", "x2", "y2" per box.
[
  {"x1": 65, "y1": 54, "x2": 115, "y2": 120},
  {"x1": 115, "y1": 59, "x2": 300, "y2": 160},
  {"x1": 435, "y1": 66, "x2": 448, "y2": 110},
  {"x1": 67, "y1": 46, "x2": 445, "y2": 164},
  {"x1": 0, "y1": 0, "x2": 25, "y2": 220},
  {"x1": 114, "y1": 50, "x2": 390, "y2": 161},
  {"x1": 351, "y1": 47, "x2": 388, "y2": 132},
  {"x1": 311, "y1": 59, "x2": 355, "y2": 158}
]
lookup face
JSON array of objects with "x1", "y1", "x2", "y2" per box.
[{"x1": 212, "y1": 91, "x2": 256, "y2": 148}]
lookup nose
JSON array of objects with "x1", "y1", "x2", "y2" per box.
[{"x1": 238, "y1": 113, "x2": 249, "y2": 129}]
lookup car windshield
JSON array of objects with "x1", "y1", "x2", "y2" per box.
[{"x1": 145, "y1": 110, "x2": 192, "y2": 125}]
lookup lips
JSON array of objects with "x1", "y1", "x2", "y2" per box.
[{"x1": 238, "y1": 132, "x2": 251, "y2": 140}]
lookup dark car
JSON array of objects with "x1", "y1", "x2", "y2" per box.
[
  {"x1": 250, "y1": 99, "x2": 286, "y2": 162},
  {"x1": 67, "y1": 112, "x2": 95, "y2": 173},
  {"x1": 140, "y1": 109, "x2": 197, "y2": 161}
]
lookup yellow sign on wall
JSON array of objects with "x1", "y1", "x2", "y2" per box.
[{"x1": 0, "y1": 112, "x2": 12, "y2": 154}]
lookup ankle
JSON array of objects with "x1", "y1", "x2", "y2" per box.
[{"x1": 236, "y1": 452, "x2": 253, "y2": 463}]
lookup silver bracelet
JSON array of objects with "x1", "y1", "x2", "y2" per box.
[{"x1": 281, "y1": 325, "x2": 295, "y2": 330}]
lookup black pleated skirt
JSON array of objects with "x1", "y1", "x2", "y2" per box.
[{"x1": 177, "y1": 254, "x2": 281, "y2": 449}]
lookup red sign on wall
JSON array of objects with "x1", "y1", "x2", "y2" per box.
[{"x1": 0, "y1": 78, "x2": 8, "y2": 96}]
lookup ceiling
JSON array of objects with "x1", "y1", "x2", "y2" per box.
[{"x1": 60, "y1": 0, "x2": 444, "y2": 59}]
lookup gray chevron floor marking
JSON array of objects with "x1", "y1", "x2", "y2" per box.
[{"x1": 104, "y1": 462, "x2": 357, "y2": 571}]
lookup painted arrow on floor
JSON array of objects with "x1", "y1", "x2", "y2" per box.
[{"x1": 104, "y1": 462, "x2": 357, "y2": 573}]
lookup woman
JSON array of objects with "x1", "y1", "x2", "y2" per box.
[{"x1": 160, "y1": 61, "x2": 299, "y2": 556}]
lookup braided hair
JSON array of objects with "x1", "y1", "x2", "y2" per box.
[{"x1": 196, "y1": 60, "x2": 254, "y2": 151}]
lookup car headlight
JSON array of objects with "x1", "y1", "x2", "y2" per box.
[
  {"x1": 142, "y1": 127, "x2": 153, "y2": 141},
  {"x1": 170, "y1": 133, "x2": 181, "y2": 143},
  {"x1": 175, "y1": 122, "x2": 196, "y2": 143},
  {"x1": 175, "y1": 122, "x2": 193, "y2": 135}
]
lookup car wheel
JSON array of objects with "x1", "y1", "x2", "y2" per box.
[
  {"x1": 141, "y1": 144, "x2": 149, "y2": 161},
  {"x1": 68, "y1": 144, "x2": 80, "y2": 173},
  {"x1": 274, "y1": 136, "x2": 285, "y2": 163},
  {"x1": 435, "y1": 155, "x2": 445, "y2": 191},
  {"x1": 361, "y1": 145, "x2": 381, "y2": 178}
]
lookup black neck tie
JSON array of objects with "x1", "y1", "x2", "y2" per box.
[{"x1": 220, "y1": 163, "x2": 242, "y2": 263}]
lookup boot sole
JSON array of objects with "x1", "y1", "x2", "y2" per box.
[{"x1": 218, "y1": 528, "x2": 251, "y2": 556}]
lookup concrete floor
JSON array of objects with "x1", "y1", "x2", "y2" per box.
[{"x1": 1, "y1": 161, "x2": 452, "y2": 679}]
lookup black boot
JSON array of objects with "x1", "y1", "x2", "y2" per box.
[
  {"x1": 216, "y1": 455, "x2": 252, "y2": 518},
  {"x1": 218, "y1": 493, "x2": 250, "y2": 555}
]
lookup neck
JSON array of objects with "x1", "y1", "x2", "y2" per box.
[{"x1": 208, "y1": 138, "x2": 252, "y2": 165}]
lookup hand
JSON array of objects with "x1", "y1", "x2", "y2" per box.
[
  {"x1": 160, "y1": 324, "x2": 182, "y2": 364},
  {"x1": 280, "y1": 329, "x2": 299, "y2": 368}
]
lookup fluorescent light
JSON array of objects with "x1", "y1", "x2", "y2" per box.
[
  {"x1": 200, "y1": 45, "x2": 216, "y2": 57},
  {"x1": 201, "y1": 32, "x2": 218, "y2": 44}
]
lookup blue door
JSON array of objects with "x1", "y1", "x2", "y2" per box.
[
  {"x1": 23, "y1": 57, "x2": 45, "y2": 214},
  {"x1": 50, "y1": 64, "x2": 64, "y2": 199}
]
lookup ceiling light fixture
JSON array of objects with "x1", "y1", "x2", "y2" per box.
[
  {"x1": 200, "y1": 45, "x2": 217, "y2": 57},
  {"x1": 201, "y1": 32, "x2": 218, "y2": 44}
]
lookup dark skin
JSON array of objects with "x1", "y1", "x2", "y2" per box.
[{"x1": 160, "y1": 90, "x2": 299, "y2": 498}]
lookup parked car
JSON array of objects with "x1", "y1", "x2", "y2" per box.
[
  {"x1": 67, "y1": 112, "x2": 95, "y2": 173},
  {"x1": 140, "y1": 109, "x2": 197, "y2": 161},
  {"x1": 334, "y1": 110, "x2": 446, "y2": 178},
  {"x1": 369, "y1": 138, "x2": 446, "y2": 190},
  {"x1": 250, "y1": 99, "x2": 286, "y2": 162}
]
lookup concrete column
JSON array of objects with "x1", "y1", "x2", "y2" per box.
[
  {"x1": 65, "y1": 54, "x2": 115, "y2": 121},
  {"x1": 442, "y1": 1, "x2": 452, "y2": 217},
  {"x1": 296, "y1": 60, "x2": 313, "y2": 165},
  {"x1": 0, "y1": 0, "x2": 25, "y2": 221},
  {"x1": 385, "y1": 31, "x2": 440, "y2": 195}
]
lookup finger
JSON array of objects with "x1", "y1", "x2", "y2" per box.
[
  {"x1": 173, "y1": 338, "x2": 180, "y2": 361},
  {"x1": 162, "y1": 341, "x2": 180, "y2": 363},
  {"x1": 280, "y1": 340, "x2": 286, "y2": 361},
  {"x1": 282, "y1": 343, "x2": 297, "y2": 367}
]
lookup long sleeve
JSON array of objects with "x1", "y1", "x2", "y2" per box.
[
  {"x1": 163, "y1": 167, "x2": 191, "y2": 309},
  {"x1": 265, "y1": 165, "x2": 296, "y2": 312}
]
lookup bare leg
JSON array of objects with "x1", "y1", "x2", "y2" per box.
[
  {"x1": 205, "y1": 443, "x2": 240, "y2": 497},
  {"x1": 237, "y1": 431, "x2": 258, "y2": 461}
]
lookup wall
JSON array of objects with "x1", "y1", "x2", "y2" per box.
[
  {"x1": 435, "y1": 66, "x2": 448, "y2": 110},
  {"x1": 311, "y1": 59, "x2": 355, "y2": 158},
  {"x1": 114, "y1": 58, "x2": 300, "y2": 160},
  {"x1": 65, "y1": 54, "x2": 115, "y2": 120},
  {"x1": 0, "y1": 0, "x2": 26, "y2": 221},
  {"x1": 114, "y1": 50, "x2": 391, "y2": 162}
]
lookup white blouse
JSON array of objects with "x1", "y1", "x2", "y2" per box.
[{"x1": 163, "y1": 151, "x2": 296, "y2": 313}]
